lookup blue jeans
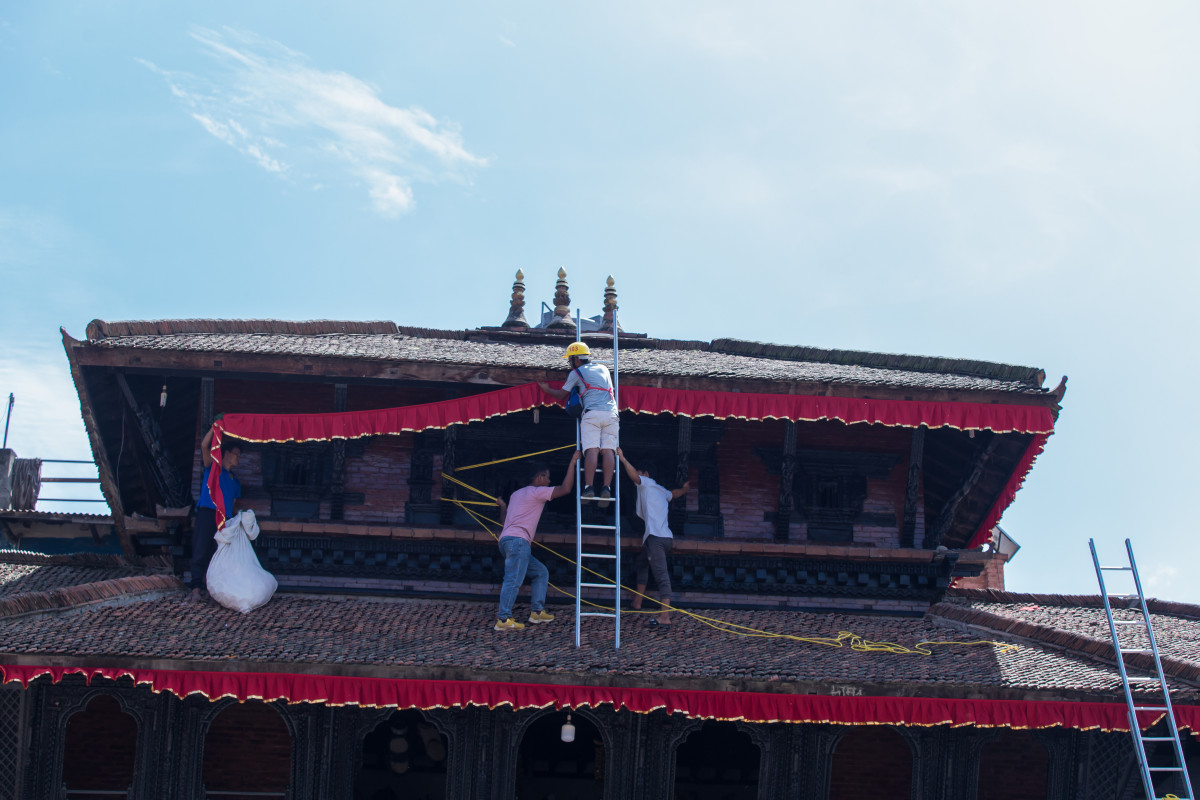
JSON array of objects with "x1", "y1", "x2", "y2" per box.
[{"x1": 497, "y1": 536, "x2": 548, "y2": 621}]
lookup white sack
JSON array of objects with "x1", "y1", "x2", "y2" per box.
[{"x1": 206, "y1": 509, "x2": 277, "y2": 613}]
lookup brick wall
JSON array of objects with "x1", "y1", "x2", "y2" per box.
[
  {"x1": 717, "y1": 420, "x2": 784, "y2": 540},
  {"x1": 953, "y1": 554, "x2": 1008, "y2": 591},
  {"x1": 343, "y1": 435, "x2": 413, "y2": 524},
  {"x1": 202, "y1": 701, "x2": 291, "y2": 793},
  {"x1": 62, "y1": 694, "x2": 137, "y2": 790},
  {"x1": 828, "y1": 726, "x2": 913, "y2": 799},
  {"x1": 188, "y1": 381, "x2": 922, "y2": 551},
  {"x1": 977, "y1": 730, "x2": 1049, "y2": 800}
]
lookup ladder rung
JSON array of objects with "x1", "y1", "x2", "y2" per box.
[
  {"x1": 1140, "y1": 736, "x2": 1176, "y2": 741},
  {"x1": 580, "y1": 553, "x2": 617, "y2": 559},
  {"x1": 580, "y1": 612, "x2": 616, "y2": 618},
  {"x1": 1121, "y1": 648, "x2": 1151, "y2": 654},
  {"x1": 1110, "y1": 594, "x2": 1141, "y2": 600},
  {"x1": 579, "y1": 582, "x2": 615, "y2": 589},
  {"x1": 1101, "y1": 566, "x2": 1133, "y2": 571},
  {"x1": 579, "y1": 497, "x2": 617, "y2": 503},
  {"x1": 1127, "y1": 676, "x2": 1162, "y2": 682},
  {"x1": 1134, "y1": 706, "x2": 1168, "y2": 711},
  {"x1": 1148, "y1": 767, "x2": 1184, "y2": 772},
  {"x1": 1114, "y1": 620, "x2": 1145, "y2": 625},
  {"x1": 581, "y1": 524, "x2": 617, "y2": 530}
]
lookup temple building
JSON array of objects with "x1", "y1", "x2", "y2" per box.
[{"x1": 0, "y1": 270, "x2": 1196, "y2": 799}]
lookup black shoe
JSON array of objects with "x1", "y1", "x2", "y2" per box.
[
  {"x1": 598, "y1": 486, "x2": 612, "y2": 507},
  {"x1": 581, "y1": 485, "x2": 594, "y2": 500}
]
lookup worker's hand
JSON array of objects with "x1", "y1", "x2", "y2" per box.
[
  {"x1": 570, "y1": 450, "x2": 582, "y2": 464},
  {"x1": 537, "y1": 381, "x2": 551, "y2": 393},
  {"x1": 681, "y1": 481, "x2": 691, "y2": 493},
  {"x1": 615, "y1": 447, "x2": 624, "y2": 458},
  {"x1": 497, "y1": 496, "x2": 507, "y2": 510}
]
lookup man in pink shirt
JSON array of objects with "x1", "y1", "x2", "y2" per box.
[{"x1": 494, "y1": 451, "x2": 581, "y2": 631}]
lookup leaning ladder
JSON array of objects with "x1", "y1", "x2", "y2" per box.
[
  {"x1": 573, "y1": 308, "x2": 622, "y2": 649},
  {"x1": 1090, "y1": 538, "x2": 1194, "y2": 800}
]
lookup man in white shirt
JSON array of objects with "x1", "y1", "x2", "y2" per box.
[
  {"x1": 538, "y1": 341, "x2": 619, "y2": 506},
  {"x1": 616, "y1": 448, "x2": 690, "y2": 627}
]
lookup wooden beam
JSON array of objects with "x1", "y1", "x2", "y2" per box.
[
  {"x1": 901, "y1": 426, "x2": 925, "y2": 548},
  {"x1": 114, "y1": 373, "x2": 188, "y2": 508},
  {"x1": 60, "y1": 330, "x2": 134, "y2": 557},
  {"x1": 669, "y1": 416, "x2": 692, "y2": 534},
  {"x1": 925, "y1": 436, "x2": 1002, "y2": 549}
]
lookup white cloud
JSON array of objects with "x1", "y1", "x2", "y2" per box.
[{"x1": 141, "y1": 27, "x2": 487, "y2": 216}]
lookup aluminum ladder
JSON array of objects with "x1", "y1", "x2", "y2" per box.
[
  {"x1": 1090, "y1": 538, "x2": 1193, "y2": 800},
  {"x1": 572, "y1": 308, "x2": 622, "y2": 649}
]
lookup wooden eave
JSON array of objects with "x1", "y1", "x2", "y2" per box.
[{"x1": 60, "y1": 329, "x2": 133, "y2": 556}]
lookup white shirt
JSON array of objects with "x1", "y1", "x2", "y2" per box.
[
  {"x1": 562, "y1": 362, "x2": 617, "y2": 414},
  {"x1": 635, "y1": 476, "x2": 674, "y2": 542}
]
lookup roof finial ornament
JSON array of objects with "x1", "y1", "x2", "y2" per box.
[
  {"x1": 546, "y1": 267, "x2": 576, "y2": 330},
  {"x1": 501, "y1": 269, "x2": 529, "y2": 329},
  {"x1": 599, "y1": 274, "x2": 622, "y2": 333}
]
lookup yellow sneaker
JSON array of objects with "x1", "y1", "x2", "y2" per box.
[
  {"x1": 528, "y1": 609, "x2": 555, "y2": 624},
  {"x1": 494, "y1": 618, "x2": 526, "y2": 631}
]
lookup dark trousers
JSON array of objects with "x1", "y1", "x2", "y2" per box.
[
  {"x1": 635, "y1": 535, "x2": 673, "y2": 601},
  {"x1": 190, "y1": 506, "x2": 218, "y2": 590}
]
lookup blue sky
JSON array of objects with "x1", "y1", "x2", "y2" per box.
[{"x1": 2, "y1": 2, "x2": 1197, "y2": 600}]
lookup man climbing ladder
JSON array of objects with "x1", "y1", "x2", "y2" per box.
[{"x1": 538, "y1": 341, "x2": 619, "y2": 504}]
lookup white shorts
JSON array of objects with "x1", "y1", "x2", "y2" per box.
[{"x1": 580, "y1": 410, "x2": 620, "y2": 451}]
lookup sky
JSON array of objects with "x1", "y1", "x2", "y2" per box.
[{"x1": 1, "y1": 2, "x2": 1197, "y2": 600}]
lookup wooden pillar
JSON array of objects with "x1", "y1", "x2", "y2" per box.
[
  {"x1": 901, "y1": 426, "x2": 926, "y2": 549},
  {"x1": 775, "y1": 421, "x2": 797, "y2": 542},
  {"x1": 439, "y1": 424, "x2": 458, "y2": 525},
  {"x1": 669, "y1": 417, "x2": 692, "y2": 534},
  {"x1": 329, "y1": 384, "x2": 347, "y2": 521},
  {"x1": 200, "y1": 377, "x2": 215, "y2": 432}
]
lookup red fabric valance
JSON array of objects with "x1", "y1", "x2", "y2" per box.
[
  {"x1": 206, "y1": 382, "x2": 1054, "y2": 530},
  {"x1": 2, "y1": 664, "x2": 1191, "y2": 736}
]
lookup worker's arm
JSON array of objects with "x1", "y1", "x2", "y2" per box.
[
  {"x1": 550, "y1": 451, "x2": 582, "y2": 499},
  {"x1": 670, "y1": 481, "x2": 691, "y2": 501},
  {"x1": 537, "y1": 381, "x2": 568, "y2": 400},
  {"x1": 496, "y1": 495, "x2": 508, "y2": 525},
  {"x1": 200, "y1": 427, "x2": 215, "y2": 468},
  {"x1": 615, "y1": 447, "x2": 641, "y2": 485}
]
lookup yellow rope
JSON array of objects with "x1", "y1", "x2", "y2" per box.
[
  {"x1": 443, "y1": 470, "x2": 1019, "y2": 654},
  {"x1": 453, "y1": 443, "x2": 577, "y2": 472},
  {"x1": 441, "y1": 472, "x2": 496, "y2": 503}
]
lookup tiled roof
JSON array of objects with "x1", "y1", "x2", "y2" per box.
[
  {"x1": 0, "y1": 552, "x2": 156, "y2": 598},
  {"x1": 0, "y1": 589, "x2": 1188, "y2": 703},
  {"x1": 80, "y1": 319, "x2": 1049, "y2": 395},
  {"x1": 0, "y1": 552, "x2": 178, "y2": 617}
]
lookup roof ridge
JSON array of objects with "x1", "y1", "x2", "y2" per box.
[
  {"x1": 946, "y1": 587, "x2": 1200, "y2": 620},
  {"x1": 0, "y1": 574, "x2": 183, "y2": 618},
  {"x1": 86, "y1": 319, "x2": 400, "y2": 339},
  {"x1": 929, "y1": 602, "x2": 1200, "y2": 687},
  {"x1": 710, "y1": 339, "x2": 1046, "y2": 386},
  {"x1": 0, "y1": 550, "x2": 138, "y2": 568}
]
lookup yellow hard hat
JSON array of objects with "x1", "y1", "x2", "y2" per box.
[{"x1": 562, "y1": 342, "x2": 591, "y2": 359}]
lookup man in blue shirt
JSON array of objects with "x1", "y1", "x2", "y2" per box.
[
  {"x1": 190, "y1": 421, "x2": 243, "y2": 601},
  {"x1": 539, "y1": 341, "x2": 619, "y2": 505}
]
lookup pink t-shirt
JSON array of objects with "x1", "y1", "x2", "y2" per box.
[{"x1": 499, "y1": 486, "x2": 556, "y2": 543}]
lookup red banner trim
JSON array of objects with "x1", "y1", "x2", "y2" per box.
[{"x1": 2, "y1": 664, "x2": 1191, "y2": 735}]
